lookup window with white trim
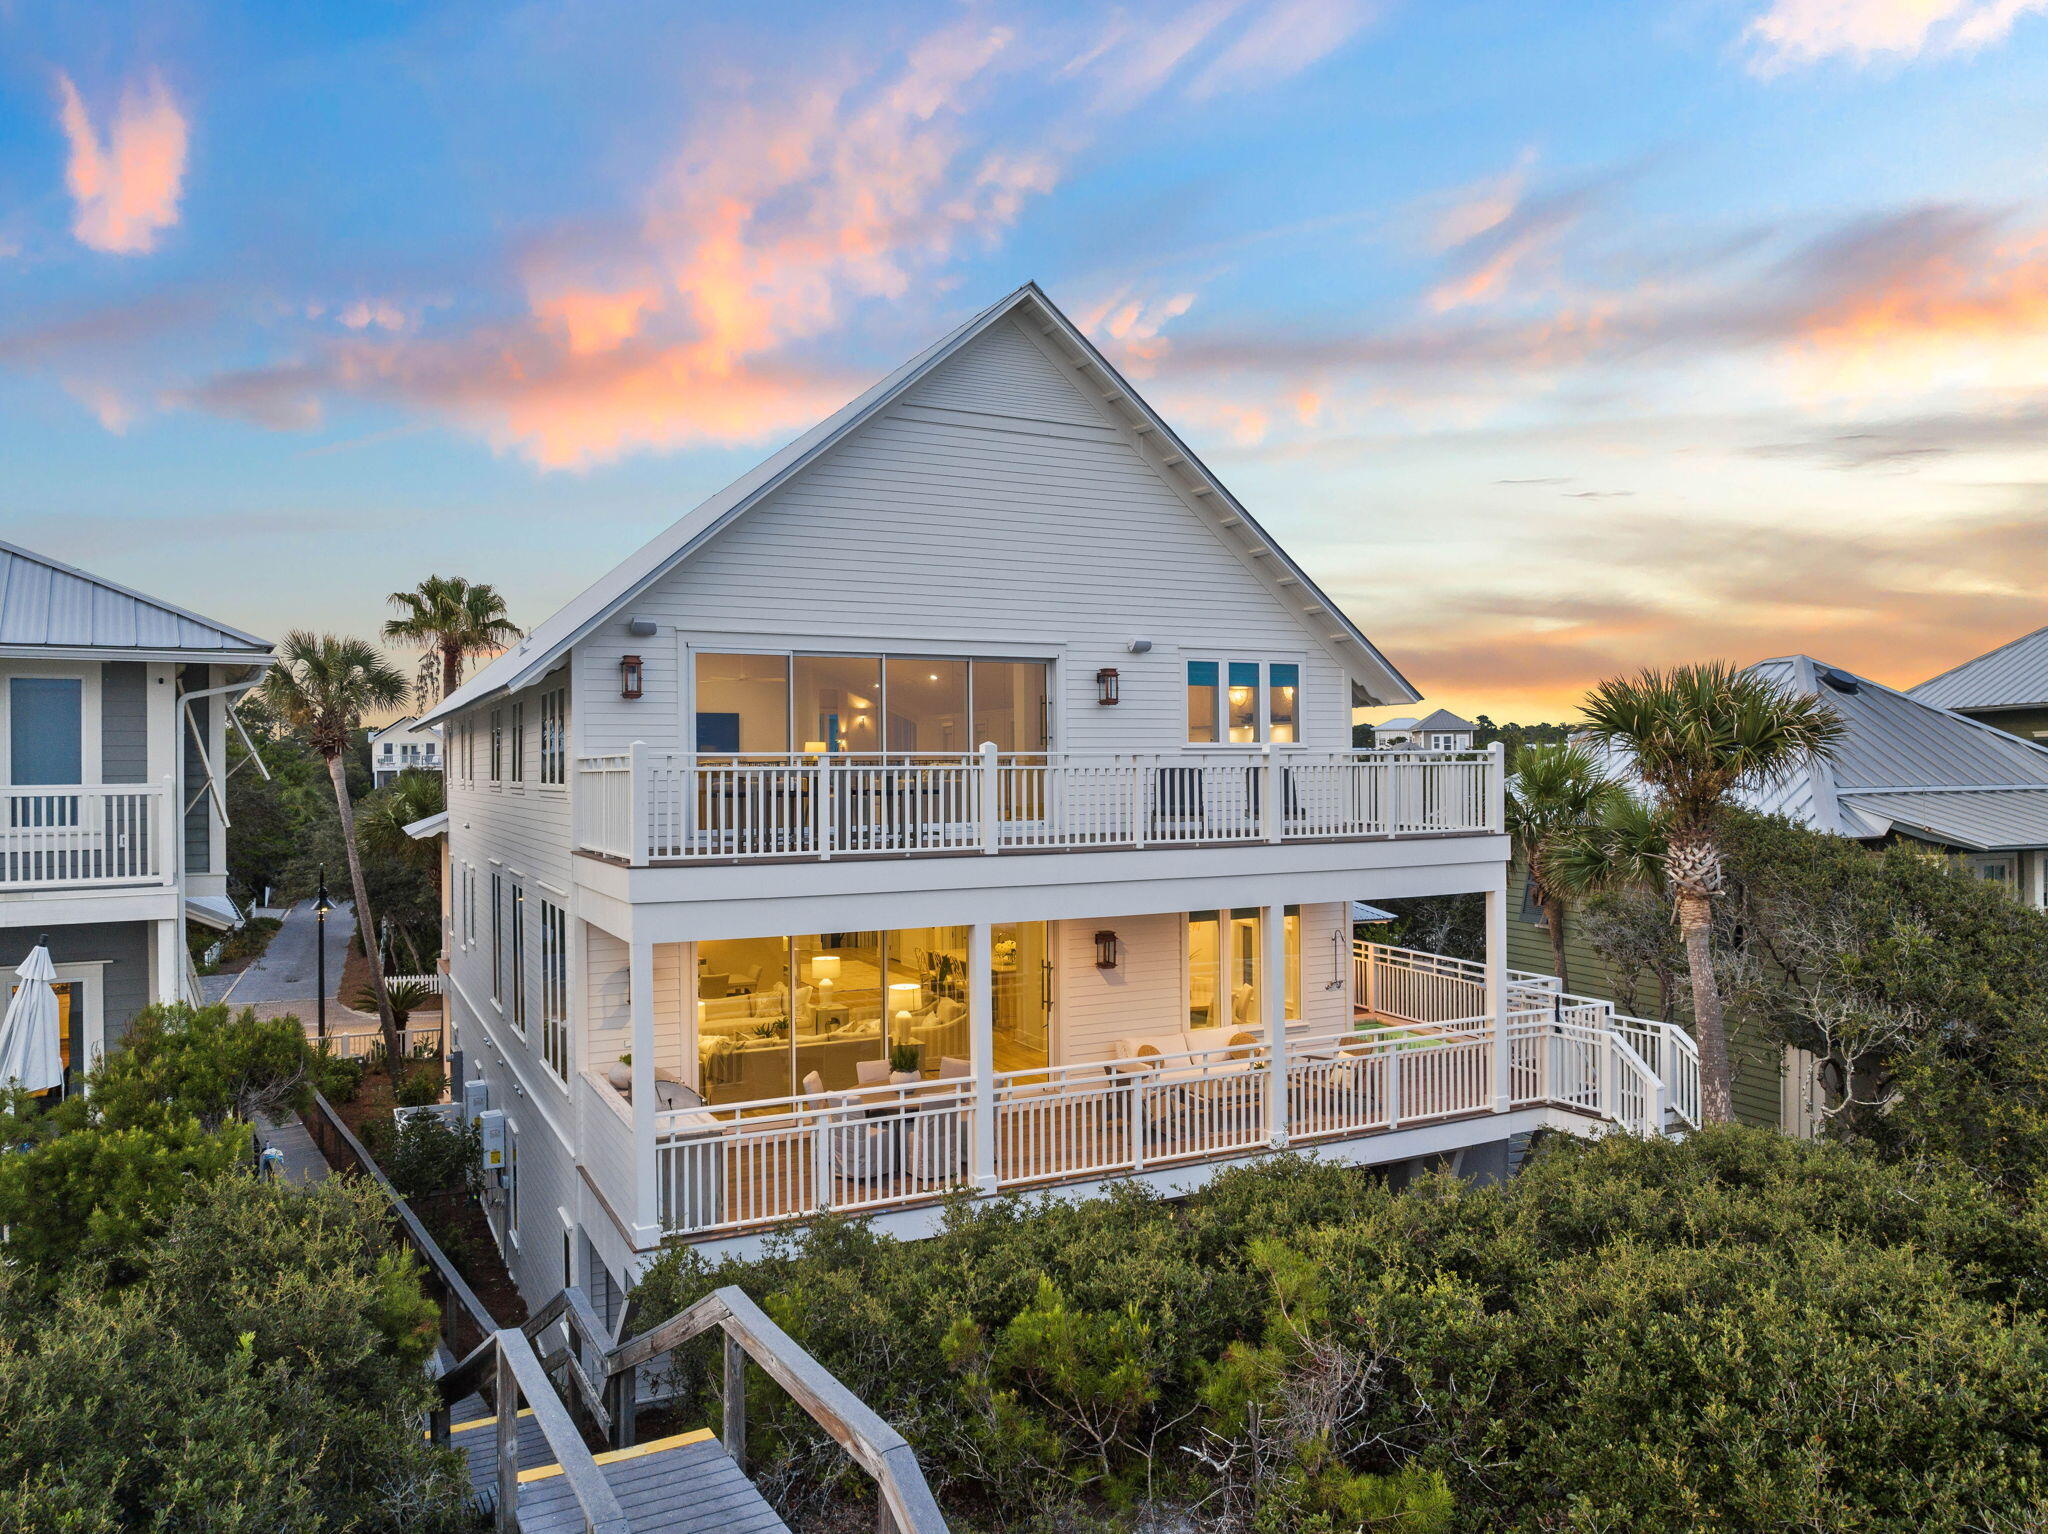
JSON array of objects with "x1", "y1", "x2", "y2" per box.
[
  {"x1": 540, "y1": 898, "x2": 568, "y2": 1080},
  {"x1": 509, "y1": 702, "x2": 525, "y2": 784},
  {"x1": 539, "y1": 686, "x2": 567, "y2": 785},
  {"x1": 489, "y1": 708, "x2": 503, "y2": 782},
  {"x1": 1186, "y1": 660, "x2": 1302, "y2": 744},
  {"x1": 490, "y1": 872, "x2": 504, "y2": 1006}
]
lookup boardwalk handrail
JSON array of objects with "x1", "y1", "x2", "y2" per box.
[
  {"x1": 303, "y1": 1089, "x2": 499, "y2": 1360},
  {"x1": 607, "y1": 1284, "x2": 948, "y2": 1534}
]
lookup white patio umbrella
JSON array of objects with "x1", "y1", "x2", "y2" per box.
[{"x1": 0, "y1": 941, "x2": 63, "y2": 1096}]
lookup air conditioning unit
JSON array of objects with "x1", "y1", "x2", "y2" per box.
[
  {"x1": 462, "y1": 1078, "x2": 490, "y2": 1124},
  {"x1": 478, "y1": 1109, "x2": 508, "y2": 1172},
  {"x1": 394, "y1": 1103, "x2": 460, "y2": 1132}
]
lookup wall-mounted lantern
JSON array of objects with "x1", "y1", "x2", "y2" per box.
[
  {"x1": 1095, "y1": 667, "x2": 1120, "y2": 706},
  {"x1": 619, "y1": 654, "x2": 644, "y2": 699},
  {"x1": 1094, "y1": 929, "x2": 1119, "y2": 969}
]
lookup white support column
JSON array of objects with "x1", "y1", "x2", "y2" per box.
[
  {"x1": 154, "y1": 917, "x2": 180, "y2": 1009},
  {"x1": 628, "y1": 937, "x2": 662, "y2": 1247},
  {"x1": 1262, "y1": 904, "x2": 1289, "y2": 1147},
  {"x1": 968, "y1": 922, "x2": 997, "y2": 1193},
  {"x1": 1486, "y1": 883, "x2": 1510, "y2": 1112}
]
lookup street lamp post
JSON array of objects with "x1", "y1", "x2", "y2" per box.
[{"x1": 314, "y1": 868, "x2": 333, "y2": 1044}]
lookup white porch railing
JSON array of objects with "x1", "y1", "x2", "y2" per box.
[
  {"x1": 575, "y1": 745, "x2": 1502, "y2": 865},
  {"x1": 641, "y1": 1015, "x2": 1667, "y2": 1239},
  {"x1": 0, "y1": 783, "x2": 170, "y2": 892}
]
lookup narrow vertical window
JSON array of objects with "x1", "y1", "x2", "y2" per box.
[
  {"x1": 1186, "y1": 661, "x2": 1219, "y2": 744},
  {"x1": 489, "y1": 709, "x2": 503, "y2": 782},
  {"x1": 490, "y1": 873, "x2": 503, "y2": 1004},
  {"x1": 540, "y1": 900, "x2": 568, "y2": 1080},
  {"x1": 1227, "y1": 663, "x2": 1260, "y2": 743},
  {"x1": 510, "y1": 884, "x2": 527, "y2": 1032},
  {"x1": 1268, "y1": 664, "x2": 1299, "y2": 744},
  {"x1": 510, "y1": 703, "x2": 525, "y2": 783},
  {"x1": 540, "y1": 687, "x2": 567, "y2": 784}
]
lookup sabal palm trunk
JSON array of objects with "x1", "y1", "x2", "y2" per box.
[
  {"x1": 325, "y1": 754, "x2": 401, "y2": 1064},
  {"x1": 440, "y1": 641, "x2": 462, "y2": 702},
  {"x1": 1541, "y1": 896, "x2": 1571, "y2": 993},
  {"x1": 1675, "y1": 886, "x2": 1733, "y2": 1122}
]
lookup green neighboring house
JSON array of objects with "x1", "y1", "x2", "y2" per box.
[{"x1": 1510, "y1": 653, "x2": 2048, "y2": 1132}]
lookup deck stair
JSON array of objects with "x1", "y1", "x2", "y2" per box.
[{"x1": 429, "y1": 1284, "x2": 946, "y2": 1533}]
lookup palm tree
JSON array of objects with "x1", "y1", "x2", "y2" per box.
[
  {"x1": 383, "y1": 575, "x2": 522, "y2": 705},
  {"x1": 1578, "y1": 662, "x2": 1845, "y2": 1123},
  {"x1": 1504, "y1": 742, "x2": 1627, "y2": 991},
  {"x1": 261, "y1": 632, "x2": 411, "y2": 1064}
]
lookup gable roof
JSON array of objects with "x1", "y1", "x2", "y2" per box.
[
  {"x1": 1740, "y1": 655, "x2": 2048, "y2": 849},
  {"x1": 418, "y1": 284, "x2": 1417, "y2": 726},
  {"x1": 0, "y1": 538, "x2": 271, "y2": 659},
  {"x1": 1910, "y1": 625, "x2": 2048, "y2": 713},
  {"x1": 1412, "y1": 708, "x2": 1477, "y2": 733}
]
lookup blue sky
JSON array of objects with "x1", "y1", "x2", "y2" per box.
[{"x1": 8, "y1": 0, "x2": 2048, "y2": 718}]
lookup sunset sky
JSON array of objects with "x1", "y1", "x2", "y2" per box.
[{"x1": 8, "y1": 2, "x2": 2048, "y2": 722}]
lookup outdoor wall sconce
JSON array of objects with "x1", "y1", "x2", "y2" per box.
[
  {"x1": 619, "y1": 654, "x2": 644, "y2": 699},
  {"x1": 1096, "y1": 667, "x2": 1120, "y2": 705},
  {"x1": 1095, "y1": 930, "x2": 1119, "y2": 969}
]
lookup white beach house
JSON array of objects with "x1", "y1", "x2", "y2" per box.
[{"x1": 417, "y1": 286, "x2": 1694, "y2": 1306}]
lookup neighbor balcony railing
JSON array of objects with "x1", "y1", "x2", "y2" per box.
[
  {"x1": 632, "y1": 1012, "x2": 1669, "y2": 1240},
  {"x1": 0, "y1": 781, "x2": 171, "y2": 892},
  {"x1": 573, "y1": 745, "x2": 1503, "y2": 865}
]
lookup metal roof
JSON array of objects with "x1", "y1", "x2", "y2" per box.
[
  {"x1": 1911, "y1": 625, "x2": 2048, "y2": 712},
  {"x1": 0, "y1": 538, "x2": 271, "y2": 658},
  {"x1": 417, "y1": 283, "x2": 1419, "y2": 727},
  {"x1": 1741, "y1": 656, "x2": 2048, "y2": 849}
]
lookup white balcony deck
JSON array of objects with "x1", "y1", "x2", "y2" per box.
[
  {"x1": 0, "y1": 783, "x2": 172, "y2": 893},
  {"x1": 584, "y1": 945, "x2": 1697, "y2": 1244},
  {"x1": 572, "y1": 746, "x2": 1502, "y2": 866}
]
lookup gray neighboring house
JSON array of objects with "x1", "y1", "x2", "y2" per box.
[
  {"x1": 0, "y1": 540, "x2": 272, "y2": 1086},
  {"x1": 1739, "y1": 654, "x2": 2048, "y2": 906},
  {"x1": 1374, "y1": 709, "x2": 1478, "y2": 750}
]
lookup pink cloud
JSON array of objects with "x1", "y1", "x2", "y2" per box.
[
  {"x1": 54, "y1": 70, "x2": 188, "y2": 255},
  {"x1": 1746, "y1": 0, "x2": 2048, "y2": 70}
]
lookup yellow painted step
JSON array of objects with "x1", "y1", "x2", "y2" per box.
[{"x1": 517, "y1": 1429, "x2": 715, "y2": 1484}]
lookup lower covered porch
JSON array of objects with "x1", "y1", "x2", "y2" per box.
[{"x1": 574, "y1": 901, "x2": 1699, "y2": 1247}]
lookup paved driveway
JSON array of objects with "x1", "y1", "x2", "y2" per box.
[{"x1": 210, "y1": 897, "x2": 357, "y2": 1006}]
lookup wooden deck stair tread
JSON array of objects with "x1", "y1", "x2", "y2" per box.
[{"x1": 451, "y1": 1418, "x2": 790, "y2": 1533}]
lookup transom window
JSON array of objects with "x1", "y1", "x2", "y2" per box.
[
  {"x1": 694, "y1": 653, "x2": 1049, "y2": 756},
  {"x1": 1186, "y1": 660, "x2": 1301, "y2": 745}
]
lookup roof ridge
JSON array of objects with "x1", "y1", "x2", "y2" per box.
[{"x1": 1910, "y1": 622, "x2": 2048, "y2": 698}]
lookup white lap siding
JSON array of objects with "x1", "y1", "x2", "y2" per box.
[{"x1": 566, "y1": 315, "x2": 1356, "y2": 759}]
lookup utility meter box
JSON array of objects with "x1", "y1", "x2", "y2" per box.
[
  {"x1": 477, "y1": 1109, "x2": 508, "y2": 1172},
  {"x1": 462, "y1": 1078, "x2": 490, "y2": 1124}
]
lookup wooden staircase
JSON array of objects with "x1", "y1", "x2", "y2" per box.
[
  {"x1": 428, "y1": 1285, "x2": 945, "y2": 1534},
  {"x1": 445, "y1": 1398, "x2": 788, "y2": 1533}
]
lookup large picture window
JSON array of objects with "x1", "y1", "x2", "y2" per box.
[{"x1": 695, "y1": 653, "x2": 1049, "y2": 757}]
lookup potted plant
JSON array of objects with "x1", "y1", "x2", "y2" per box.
[{"x1": 888, "y1": 1043, "x2": 922, "y2": 1084}]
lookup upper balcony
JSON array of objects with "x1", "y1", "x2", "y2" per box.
[
  {"x1": 571, "y1": 745, "x2": 1503, "y2": 867},
  {"x1": 0, "y1": 782, "x2": 173, "y2": 894}
]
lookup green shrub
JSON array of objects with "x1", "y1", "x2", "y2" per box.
[
  {"x1": 312, "y1": 1049, "x2": 366, "y2": 1104},
  {"x1": 385, "y1": 1112, "x2": 481, "y2": 1201},
  {"x1": 394, "y1": 1062, "x2": 446, "y2": 1107},
  {"x1": 0, "y1": 1174, "x2": 471, "y2": 1530},
  {"x1": 635, "y1": 1127, "x2": 2048, "y2": 1531},
  {"x1": 88, "y1": 1001, "x2": 314, "y2": 1132}
]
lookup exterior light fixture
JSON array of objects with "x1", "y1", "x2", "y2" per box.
[
  {"x1": 1095, "y1": 667, "x2": 1120, "y2": 705},
  {"x1": 1094, "y1": 930, "x2": 1119, "y2": 969},
  {"x1": 619, "y1": 654, "x2": 644, "y2": 699}
]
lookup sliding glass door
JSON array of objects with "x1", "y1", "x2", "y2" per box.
[{"x1": 697, "y1": 924, "x2": 1044, "y2": 1105}]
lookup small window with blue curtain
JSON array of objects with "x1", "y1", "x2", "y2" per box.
[{"x1": 1186, "y1": 661, "x2": 1219, "y2": 743}]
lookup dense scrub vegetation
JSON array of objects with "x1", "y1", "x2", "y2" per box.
[
  {"x1": 639, "y1": 1128, "x2": 2048, "y2": 1532},
  {"x1": 0, "y1": 1004, "x2": 473, "y2": 1530}
]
